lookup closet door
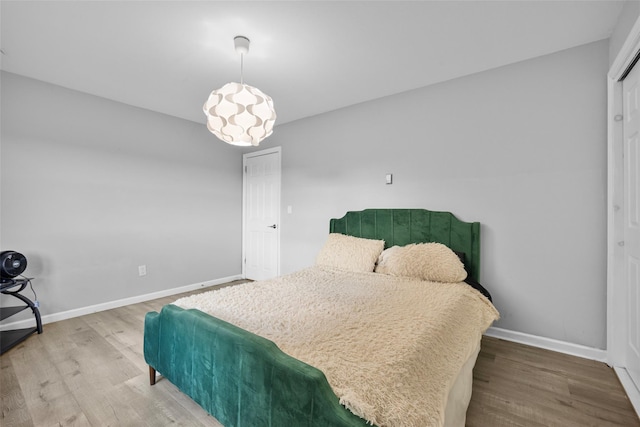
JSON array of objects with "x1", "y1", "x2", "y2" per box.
[{"x1": 623, "y1": 60, "x2": 640, "y2": 390}]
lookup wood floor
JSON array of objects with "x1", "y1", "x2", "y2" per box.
[
  {"x1": 2, "y1": 284, "x2": 639, "y2": 427},
  {"x1": 467, "y1": 337, "x2": 639, "y2": 426}
]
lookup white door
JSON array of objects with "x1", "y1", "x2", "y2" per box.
[
  {"x1": 623, "y1": 61, "x2": 640, "y2": 390},
  {"x1": 243, "y1": 148, "x2": 281, "y2": 281}
]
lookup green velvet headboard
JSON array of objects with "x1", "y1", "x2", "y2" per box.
[{"x1": 329, "y1": 208, "x2": 481, "y2": 281}]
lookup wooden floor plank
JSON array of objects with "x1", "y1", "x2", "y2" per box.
[
  {"x1": 126, "y1": 374, "x2": 222, "y2": 426},
  {"x1": 83, "y1": 309, "x2": 144, "y2": 351},
  {"x1": 1, "y1": 284, "x2": 638, "y2": 427},
  {"x1": 7, "y1": 338, "x2": 87, "y2": 426},
  {"x1": 468, "y1": 336, "x2": 640, "y2": 427},
  {"x1": 1, "y1": 351, "x2": 34, "y2": 427}
]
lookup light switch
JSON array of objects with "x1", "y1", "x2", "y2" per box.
[
  {"x1": 287, "y1": 205, "x2": 293, "y2": 214},
  {"x1": 386, "y1": 173, "x2": 393, "y2": 185}
]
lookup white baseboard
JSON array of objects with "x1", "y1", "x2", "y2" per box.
[
  {"x1": 484, "y1": 326, "x2": 608, "y2": 363},
  {"x1": 614, "y1": 367, "x2": 640, "y2": 419},
  {"x1": 0, "y1": 274, "x2": 243, "y2": 331}
]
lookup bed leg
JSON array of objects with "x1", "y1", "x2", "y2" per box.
[{"x1": 149, "y1": 366, "x2": 156, "y2": 385}]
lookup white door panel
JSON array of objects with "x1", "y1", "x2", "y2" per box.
[
  {"x1": 243, "y1": 149, "x2": 281, "y2": 281},
  {"x1": 624, "y1": 61, "x2": 640, "y2": 390}
]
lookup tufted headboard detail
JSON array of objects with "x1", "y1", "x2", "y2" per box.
[{"x1": 329, "y1": 209, "x2": 481, "y2": 281}]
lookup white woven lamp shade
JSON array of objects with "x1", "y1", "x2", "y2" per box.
[
  {"x1": 203, "y1": 82, "x2": 276, "y2": 147},
  {"x1": 203, "y1": 36, "x2": 276, "y2": 147}
]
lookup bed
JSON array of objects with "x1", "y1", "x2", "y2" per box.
[{"x1": 143, "y1": 208, "x2": 498, "y2": 427}]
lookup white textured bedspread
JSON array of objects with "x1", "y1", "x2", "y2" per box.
[{"x1": 173, "y1": 266, "x2": 499, "y2": 427}]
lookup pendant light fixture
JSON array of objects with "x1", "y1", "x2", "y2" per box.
[{"x1": 203, "y1": 36, "x2": 276, "y2": 147}]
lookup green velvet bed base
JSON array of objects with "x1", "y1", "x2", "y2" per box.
[
  {"x1": 144, "y1": 305, "x2": 368, "y2": 426},
  {"x1": 330, "y1": 208, "x2": 481, "y2": 281},
  {"x1": 144, "y1": 208, "x2": 481, "y2": 426}
]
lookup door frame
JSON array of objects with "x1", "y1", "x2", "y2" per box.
[
  {"x1": 607, "y1": 16, "x2": 640, "y2": 414},
  {"x1": 242, "y1": 146, "x2": 282, "y2": 279}
]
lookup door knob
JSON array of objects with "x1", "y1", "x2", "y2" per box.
[{"x1": 268, "y1": 224, "x2": 277, "y2": 229}]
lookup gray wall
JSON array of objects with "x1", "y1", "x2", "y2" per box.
[
  {"x1": 1, "y1": 39, "x2": 611, "y2": 350},
  {"x1": 263, "y1": 40, "x2": 608, "y2": 349},
  {"x1": 1, "y1": 71, "x2": 243, "y2": 317},
  {"x1": 609, "y1": 0, "x2": 640, "y2": 66}
]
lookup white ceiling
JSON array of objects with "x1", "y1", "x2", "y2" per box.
[{"x1": 0, "y1": 1, "x2": 625, "y2": 127}]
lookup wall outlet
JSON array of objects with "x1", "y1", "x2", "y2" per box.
[{"x1": 138, "y1": 265, "x2": 147, "y2": 276}]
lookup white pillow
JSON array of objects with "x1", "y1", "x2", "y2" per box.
[
  {"x1": 374, "y1": 242, "x2": 467, "y2": 283},
  {"x1": 316, "y1": 233, "x2": 385, "y2": 273}
]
